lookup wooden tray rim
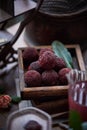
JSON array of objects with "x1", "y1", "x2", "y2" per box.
[{"x1": 18, "y1": 44, "x2": 86, "y2": 99}]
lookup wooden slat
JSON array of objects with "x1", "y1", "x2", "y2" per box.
[
  {"x1": 22, "y1": 85, "x2": 68, "y2": 100},
  {"x1": 18, "y1": 49, "x2": 25, "y2": 91},
  {"x1": 32, "y1": 98, "x2": 68, "y2": 114},
  {"x1": 75, "y1": 44, "x2": 86, "y2": 71}
]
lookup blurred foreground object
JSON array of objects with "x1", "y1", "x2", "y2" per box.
[{"x1": 6, "y1": 107, "x2": 52, "y2": 130}]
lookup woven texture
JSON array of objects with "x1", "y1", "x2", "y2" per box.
[{"x1": 33, "y1": 0, "x2": 87, "y2": 14}]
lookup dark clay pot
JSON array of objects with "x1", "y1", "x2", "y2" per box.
[{"x1": 24, "y1": 8, "x2": 87, "y2": 45}]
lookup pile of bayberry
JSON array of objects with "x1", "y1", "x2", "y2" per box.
[{"x1": 23, "y1": 47, "x2": 71, "y2": 87}]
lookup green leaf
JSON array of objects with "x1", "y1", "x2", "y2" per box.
[
  {"x1": 11, "y1": 96, "x2": 21, "y2": 104},
  {"x1": 52, "y1": 40, "x2": 73, "y2": 68},
  {"x1": 69, "y1": 110, "x2": 82, "y2": 130}
]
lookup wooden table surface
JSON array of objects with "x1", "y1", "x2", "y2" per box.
[{"x1": 0, "y1": 22, "x2": 87, "y2": 130}]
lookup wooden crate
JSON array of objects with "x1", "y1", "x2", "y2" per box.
[{"x1": 18, "y1": 44, "x2": 85, "y2": 114}]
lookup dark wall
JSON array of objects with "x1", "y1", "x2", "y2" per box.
[{"x1": 0, "y1": 0, "x2": 14, "y2": 16}]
